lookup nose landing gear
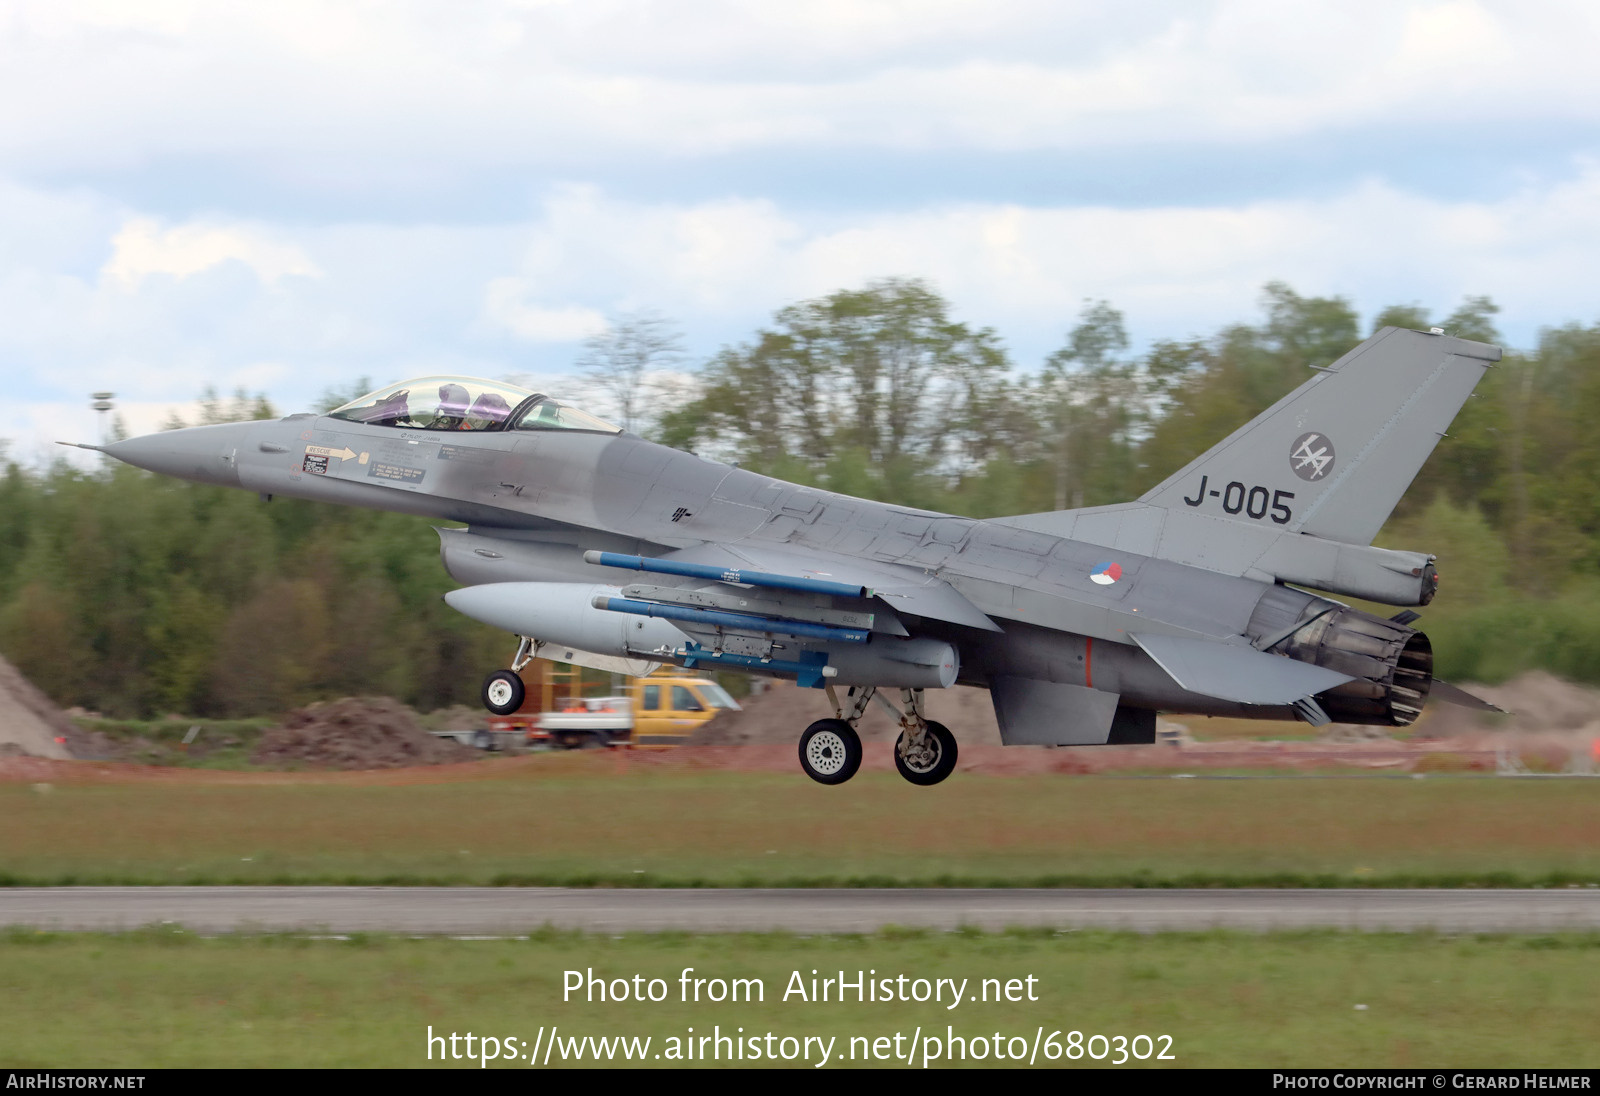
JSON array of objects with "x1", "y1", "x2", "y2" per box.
[
  {"x1": 481, "y1": 636, "x2": 534, "y2": 716},
  {"x1": 482, "y1": 670, "x2": 525, "y2": 716}
]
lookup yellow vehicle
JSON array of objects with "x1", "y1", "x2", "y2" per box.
[
  {"x1": 629, "y1": 670, "x2": 742, "y2": 748},
  {"x1": 521, "y1": 665, "x2": 741, "y2": 749}
]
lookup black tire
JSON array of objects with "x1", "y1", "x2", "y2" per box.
[
  {"x1": 894, "y1": 720, "x2": 958, "y2": 786},
  {"x1": 798, "y1": 719, "x2": 862, "y2": 785},
  {"x1": 481, "y1": 670, "x2": 525, "y2": 716},
  {"x1": 471, "y1": 729, "x2": 496, "y2": 751}
]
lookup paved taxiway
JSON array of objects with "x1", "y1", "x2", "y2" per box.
[{"x1": 1, "y1": 888, "x2": 1597, "y2": 934}]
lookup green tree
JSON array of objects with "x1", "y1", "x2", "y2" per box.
[
  {"x1": 1039, "y1": 301, "x2": 1144, "y2": 509},
  {"x1": 1137, "y1": 285, "x2": 1360, "y2": 493},
  {"x1": 577, "y1": 311, "x2": 685, "y2": 433},
  {"x1": 1370, "y1": 303, "x2": 1431, "y2": 334},
  {"x1": 672, "y1": 278, "x2": 1014, "y2": 501}
]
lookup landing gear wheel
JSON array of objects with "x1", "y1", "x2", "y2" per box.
[
  {"x1": 798, "y1": 719, "x2": 862, "y2": 785},
  {"x1": 471, "y1": 728, "x2": 495, "y2": 750},
  {"x1": 895, "y1": 720, "x2": 957, "y2": 786},
  {"x1": 481, "y1": 670, "x2": 525, "y2": 716}
]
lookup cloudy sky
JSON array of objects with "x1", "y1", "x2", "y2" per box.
[{"x1": 6, "y1": 0, "x2": 1600, "y2": 461}]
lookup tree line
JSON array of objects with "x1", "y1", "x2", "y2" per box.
[{"x1": 3, "y1": 279, "x2": 1598, "y2": 718}]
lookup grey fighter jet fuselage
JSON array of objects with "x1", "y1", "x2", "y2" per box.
[{"x1": 93, "y1": 328, "x2": 1502, "y2": 785}]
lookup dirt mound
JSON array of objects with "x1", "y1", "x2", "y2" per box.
[
  {"x1": 423, "y1": 705, "x2": 488, "y2": 733},
  {"x1": 252, "y1": 697, "x2": 478, "y2": 770},
  {"x1": 0, "y1": 655, "x2": 74, "y2": 760}
]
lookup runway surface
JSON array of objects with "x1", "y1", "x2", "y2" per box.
[{"x1": 1, "y1": 887, "x2": 1598, "y2": 934}]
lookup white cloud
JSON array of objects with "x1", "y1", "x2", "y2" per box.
[
  {"x1": 497, "y1": 186, "x2": 804, "y2": 315},
  {"x1": 482, "y1": 279, "x2": 607, "y2": 341},
  {"x1": 1, "y1": 0, "x2": 1596, "y2": 181},
  {"x1": 10, "y1": 0, "x2": 1600, "y2": 470},
  {"x1": 102, "y1": 217, "x2": 322, "y2": 288},
  {"x1": 8, "y1": 164, "x2": 1600, "y2": 450},
  {"x1": 12, "y1": 162, "x2": 1600, "y2": 465},
  {"x1": 479, "y1": 172, "x2": 1600, "y2": 351}
]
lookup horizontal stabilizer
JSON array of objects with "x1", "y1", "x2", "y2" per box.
[
  {"x1": 1431, "y1": 680, "x2": 1507, "y2": 713},
  {"x1": 1132, "y1": 632, "x2": 1352, "y2": 705}
]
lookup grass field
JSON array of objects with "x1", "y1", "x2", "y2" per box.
[
  {"x1": 4, "y1": 761, "x2": 1598, "y2": 886},
  {"x1": 3, "y1": 928, "x2": 1596, "y2": 1068}
]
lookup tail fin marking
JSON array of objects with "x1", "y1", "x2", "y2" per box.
[{"x1": 1138, "y1": 327, "x2": 1499, "y2": 546}]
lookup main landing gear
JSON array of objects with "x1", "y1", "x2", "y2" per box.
[
  {"x1": 797, "y1": 719, "x2": 861, "y2": 785},
  {"x1": 796, "y1": 686, "x2": 959, "y2": 787}
]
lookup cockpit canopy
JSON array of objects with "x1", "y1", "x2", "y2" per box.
[{"x1": 326, "y1": 376, "x2": 622, "y2": 435}]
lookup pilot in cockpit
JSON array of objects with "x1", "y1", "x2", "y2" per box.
[
  {"x1": 465, "y1": 392, "x2": 512, "y2": 430},
  {"x1": 328, "y1": 378, "x2": 621, "y2": 434},
  {"x1": 434, "y1": 383, "x2": 472, "y2": 430}
]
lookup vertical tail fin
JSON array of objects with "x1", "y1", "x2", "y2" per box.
[{"x1": 1139, "y1": 327, "x2": 1500, "y2": 545}]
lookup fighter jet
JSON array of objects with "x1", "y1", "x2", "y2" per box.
[{"x1": 84, "y1": 327, "x2": 1501, "y2": 785}]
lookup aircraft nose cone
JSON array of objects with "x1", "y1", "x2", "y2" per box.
[{"x1": 103, "y1": 423, "x2": 250, "y2": 487}]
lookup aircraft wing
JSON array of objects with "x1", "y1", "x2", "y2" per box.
[{"x1": 1132, "y1": 632, "x2": 1352, "y2": 705}]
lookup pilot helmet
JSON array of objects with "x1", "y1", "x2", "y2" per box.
[
  {"x1": 467, "y1": 392, "x2": 512, "y2": 425},
  {"x1": 437, "y1": 383, "x2": 471, "y2": 417}
]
